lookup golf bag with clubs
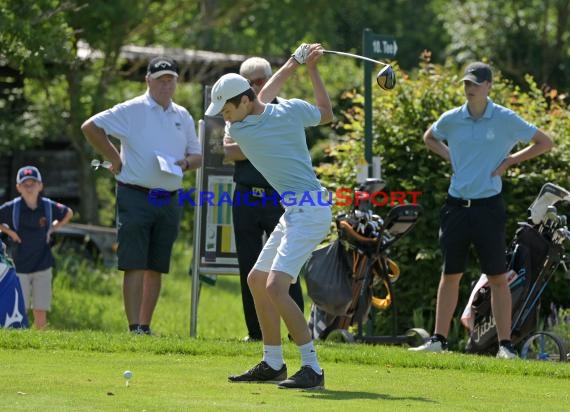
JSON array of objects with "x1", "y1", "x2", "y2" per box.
[
  {"x1": 304, "y1": 179, "x2": 425, "y2": 343},
  {"x1": 462, "y1": 183, "x2": 570, "y2": 360}
]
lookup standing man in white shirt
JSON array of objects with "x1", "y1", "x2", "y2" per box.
[{"x1": 81, "y1": 57, "x2": 202, "y2": 334}]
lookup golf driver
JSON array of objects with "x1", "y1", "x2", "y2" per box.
[{"x1": 323, "y1": 49, "x2": 396, "y2": 90}]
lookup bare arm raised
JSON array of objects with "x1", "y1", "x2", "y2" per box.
[{"x1": 258, "y1": 43, "x2": 333, "y2": 124}]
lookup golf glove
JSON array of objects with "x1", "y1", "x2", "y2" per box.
[{"x1": 291, "y1": 43, "x2": 310, "y2": 64}]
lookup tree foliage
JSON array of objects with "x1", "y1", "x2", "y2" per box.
[
  {"x1": 174, "y1": 0, "x2": 448, "y2": 69},
  {"x1": 0, "y1": 0, "x2": 195, "y2": 222},
  {"x1": 1, "y1": 0, "x2": 569, "y2": 225},
  {"x1": 0, "y1": 0, "x2": 75, "y2": 151},
  {"x1": 0, "y1": 0, "x2": 75, "y2": 75},
  {"x1": 434, "y1": 0, "x2": 570, "y2": 91}
]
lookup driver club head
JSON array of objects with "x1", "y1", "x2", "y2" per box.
[{"x1": 376, "y1": 65, "x2": 396, "y2": 90}]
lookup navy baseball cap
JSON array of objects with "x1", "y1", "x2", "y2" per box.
[
  {"x1": 460, "y1": 62, "x2": 492, "y2": 84},
  {"x1": 147, "y1": 57, "x2": 179, "y2": 79},
  {"x1": 17, "y1": 166, "x2": 42, "y2": 184}
]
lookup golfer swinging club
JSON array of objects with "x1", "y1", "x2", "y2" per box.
[{"x1": 205, "y1": 43, "x2": 331, "y2": 390}]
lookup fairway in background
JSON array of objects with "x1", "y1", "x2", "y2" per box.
[{"x1": 48, "y1": 239, "x2": 298, "y2": 340}]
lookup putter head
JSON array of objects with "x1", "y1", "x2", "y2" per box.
[{"x1": 376, "y1": 65, "x2": 396, "y2": 90}]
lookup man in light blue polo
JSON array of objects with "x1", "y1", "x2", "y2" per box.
[
  {"x1": 81, "y1": 56, "x2": 202, "y2": 335},
  {"x1": 409, "y1": 62, "x2": 553, "y2": 358},
  {"x1": 206, "y1": 43, "x2": 332, "y2": 389}
]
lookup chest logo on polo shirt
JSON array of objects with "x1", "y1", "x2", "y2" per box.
[
  {"x1": 486, "y1": 129, "x2": 495, "y2": 141},
  {"x1": 175, "y1": 122, "x2": 181, "y2": 130}
]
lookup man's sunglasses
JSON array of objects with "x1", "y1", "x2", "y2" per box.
[{"x1": 91, "y1": 159, "x2": 112, "y2": 170}]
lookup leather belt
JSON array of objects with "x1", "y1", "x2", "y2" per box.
[
  {"x1": 117, "y1": 181, "x2": 178, "y2": 196},
  {"x1": 446, "y1": 193, "x2": 501, "y2": 208},
  {"x1": 235, "y1": 183, "x2": 278, "y2": 198}
]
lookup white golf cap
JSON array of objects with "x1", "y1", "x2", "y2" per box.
[{"x1": 205, "y1": 73, "x2": 251, "y2": 116}]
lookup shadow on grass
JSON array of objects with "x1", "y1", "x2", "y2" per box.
[{"x1": 301, "y1": 389, "x2": 437, "y2": 404}]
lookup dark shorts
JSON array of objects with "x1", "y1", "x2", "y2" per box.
[
  {"x1": 116, "y1": 185, "x2": 181, "y2": 273},
  {"x1": 439, "y1": 194, "x2": 507, "y2": 276}
]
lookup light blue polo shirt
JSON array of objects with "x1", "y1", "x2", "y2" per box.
[
  {"x1": 91, "y1": 92, "x2": 201, "y2": 191},
  {"x1": 432, "y1": 98, "x2": 537, "y2": 199},
  {"x1": 227, "y1": 99, "x2": 322, "y2": 195}
]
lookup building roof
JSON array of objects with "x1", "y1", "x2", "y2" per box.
[{"x1": 77, "y1": 41, "x2": 284, "y2": 84}]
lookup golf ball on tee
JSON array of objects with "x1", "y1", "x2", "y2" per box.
[{"x1": 123, "y1": 370, "x2": 133, "y2": 380}]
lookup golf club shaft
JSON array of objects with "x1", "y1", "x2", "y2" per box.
[{"x1": 323, "y1": 50, "x2": 390, "y2": 67}]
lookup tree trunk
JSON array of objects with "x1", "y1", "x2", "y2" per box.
[
  {"x1": 78, "y1": 161, "x2": 100, "y2": 224},
  {"x1": 66, "y1": 64, "x2": 100, "y2": 224}
]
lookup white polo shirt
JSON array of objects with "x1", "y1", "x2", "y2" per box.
[{"x1": 91, "y1": 92, "x2": 201, "y2": 191}]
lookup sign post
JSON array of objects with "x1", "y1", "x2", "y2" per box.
[
  {"x1": 190, "y1": 86, "x2": 240, "y2": 337},
  {"x1": 362, "y1": 28, "x2": 398, "y2": 174}
]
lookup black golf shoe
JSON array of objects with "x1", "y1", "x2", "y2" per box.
[
  {"x1": 228, "y1": 361, "x2": 287, "y2": 383},
  {"x1": 277, "y1": 366, "x2": 325, "y2": 390}
]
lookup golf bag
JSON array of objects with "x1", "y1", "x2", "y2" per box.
[
  {"x1": 463, "y1": 183, "x2": 570, "y2": 354},
  {"x1": 305, "y1": 178, "x2": 422, "y2": 341},
  {"x1": 0, "y1": 242, "x2": 28, "y2": 329},
  {"x1": 304, "y1": 239, "x2": 353, "y2": 316}
]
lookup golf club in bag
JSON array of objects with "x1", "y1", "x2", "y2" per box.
[
  {"x1": 304, "y1": 178, "x2": 428, "y2": 345},
  {"x1": 461, "y1": 182, "x2": 570, "y2": 361}
]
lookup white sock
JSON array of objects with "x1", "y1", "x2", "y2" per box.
[
  {"x1": 262, "y1": 345, "x2": 284, "y2": 371},
  {"x1": 299, "y1": 341, "x2": 322, "y2": 374}
]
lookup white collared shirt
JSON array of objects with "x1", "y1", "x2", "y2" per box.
[{"x1": 92, "y1": 92, "x2": 201, "y2": 191}]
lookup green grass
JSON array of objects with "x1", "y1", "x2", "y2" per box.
[
  {"x1": 2, "y1": 241, "x2": 570, "y2": 411},
  {"x1": 48, "y1": 240, "x2": 246, "y2": 337},
  {"x1": 1, "y1": 330, "x2": 570, "y2": 411}
]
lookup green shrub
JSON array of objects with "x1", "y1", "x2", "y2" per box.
[{"x1": 550, "y1": 307, "x2": 570, "y2": 350}]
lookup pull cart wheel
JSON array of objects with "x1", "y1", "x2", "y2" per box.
[{"x1": 519, "y1": 331, "x2": 567, "y2": 362}]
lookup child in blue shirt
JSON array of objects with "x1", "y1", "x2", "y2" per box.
[{"x1": 0, "y1": 166, "x2": 73, "y2": 329}]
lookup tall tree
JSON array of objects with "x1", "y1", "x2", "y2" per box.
[
  {"x1": 434, "y1": 0, "x2": 570, "y2": 90},
  {"x1": 0, "y1": 0, "x2": 75, "y2": 151},
  {"x1": 174, "y1": 0, "x2": 448, "y2": 70},
  {"x1": 0, "y1": 0, "x2": 195, "y2": 222}
]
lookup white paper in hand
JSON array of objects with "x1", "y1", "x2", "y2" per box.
[{"x1": 155, "y1": 151, "x2": 183, "y2": 177}]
